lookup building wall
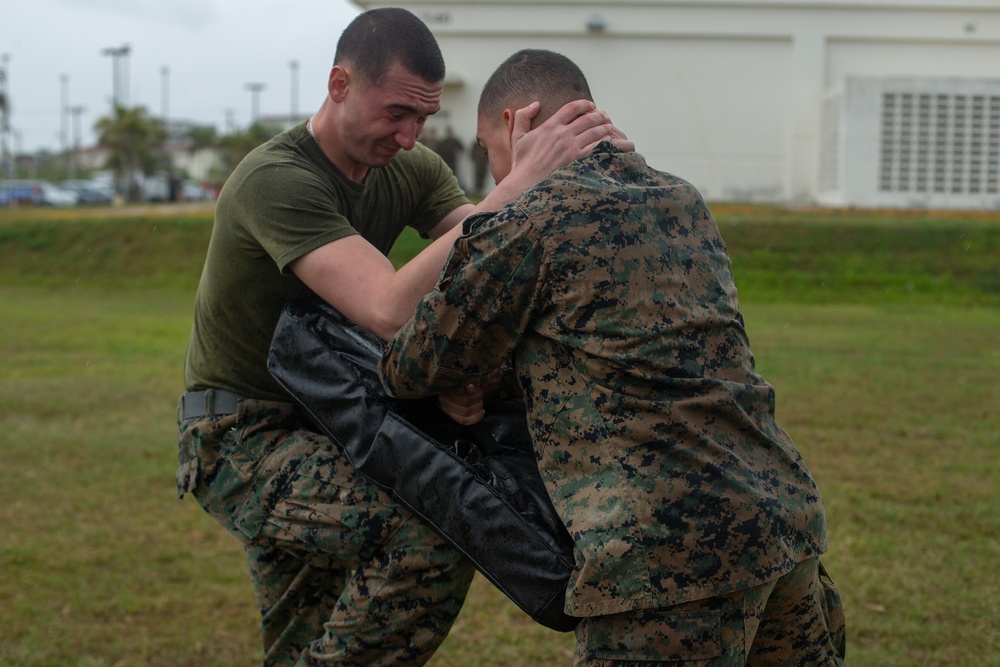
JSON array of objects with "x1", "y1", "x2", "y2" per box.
[
  {"x1": 355, "y1": 0, "x2": 1000, "y2": 206},
  {"x1": 820, "y1": 76, "x2": 1000, "y2": 209}
]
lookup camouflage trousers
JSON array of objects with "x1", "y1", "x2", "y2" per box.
[
  {"x1": 176, "y1": 391, "x2": 475, "y2": 666},
  {"x1": 574, "y1": 557, "x2": 846, "y2": 666}
]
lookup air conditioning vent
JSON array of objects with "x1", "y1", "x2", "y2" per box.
[
  {"x1": 879, "y1": 92, "x2": 1000, "y2": 196},
  {"x1": 819, "y1": 77, "x2": 1000, "y2": 210}
]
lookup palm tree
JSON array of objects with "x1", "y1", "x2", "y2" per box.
[
  {"x1": 0, "y1": 70, "x2": 8, "y2": 127},
  {"x1": 0, "y1": 61, "x2": 10, "y2": 177},
  {"x1": 186, "y1": 125, "x2": 218, "y2": 153},
  {"x1": 94, "y1": 104, "x2": 167, "y2": 202},
  {"x1": 217, "y1": 121, "x2": 280, "y2": 174}
]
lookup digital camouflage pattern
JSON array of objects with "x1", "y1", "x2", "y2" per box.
[
  {"x1": 380, "y1": 143, "x2": 831, "y2": 619},
  {"x1": 574, "y1": 558, "x2": 845, "y2": 666},
  {"x1": 177, "y1": 115, "x2": 472, "y2": 665},
  {"x1": 176, "y1": 392, "x2": 474, "y2": 666}
]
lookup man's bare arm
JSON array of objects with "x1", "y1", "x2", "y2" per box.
[{"x1": 291, "y1": 100, "x2": 625, "y2": 341}]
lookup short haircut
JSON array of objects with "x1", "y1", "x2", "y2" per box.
[
  {"x1": 478, "y1": 49, "x2": 593, "y2": 124},
  {"x1": 334, "y1": 8, "x2": 445, "y2": 86}
]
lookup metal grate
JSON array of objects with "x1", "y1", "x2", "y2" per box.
[{"x1": 879, "y1": 92, "x2": 1000, "y2": 195}]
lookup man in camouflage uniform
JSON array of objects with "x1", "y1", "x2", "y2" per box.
[
  {"x1": 380, "y1": 49, "x2": 846, "y2": 666},
  {"x1": 176, "y1": 10, "x2": 626, "y2": 665}
]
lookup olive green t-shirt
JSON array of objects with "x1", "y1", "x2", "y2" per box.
[{"x1": 184, "y1": 122, "x2": 469, "y2": 401}]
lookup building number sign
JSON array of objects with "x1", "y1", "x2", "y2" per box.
[{"x1": 421, "y1": 11, "x2": 452, "y2": 26}]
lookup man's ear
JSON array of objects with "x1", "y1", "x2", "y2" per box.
[
  {"x1": 328, "y1": 65, "x2": 350, "y2": 102},
  {"x1": 503, "y1": 108, "x2": 517, "y2": 145}
]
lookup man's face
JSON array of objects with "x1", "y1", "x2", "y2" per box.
[
  {"x1": 475, "y1": 111, "x2": 513, "y2": 185},
  {"x1": 336, "y1": 61, "x2": 443, "y2": 174}
]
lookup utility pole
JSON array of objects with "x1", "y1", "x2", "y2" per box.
[
  {"x1": 69, "y1": 105, "x2": 86, "y2": 180},
  {"x1": 1, "y1": 53, "x2": 11, "y2": 178},
  {"x1": 290, "y1": 60, "x2": 299, "y2": 120},
  {"x1": 101, "y1": 44, "x2": 131, "y2": 107},
  {"x1": 12, "y1": 128, "x2": 22, "y2": 179},
  {"x1": 160, "y1": 66, "x2": 170, "y2": 122},
  {"x1": 245, "y1": 82, "x2": 266, "y2": 126},
  {"x1": 60, "y1": 74, "x2": 69, "y2": 172}
]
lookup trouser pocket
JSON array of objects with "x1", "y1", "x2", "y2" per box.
[
  {"x1": 176, "y1": 398, "x2": 299, "y2": 541},
  {"x1": 818, "y1": 560, "x2": 847, "y2": 661},
  {"x1": 175, "y1": 399, "x2": 239, "y2": 499},
  {"x1": 579, "y1": 607, "x2": 722, "y2": 663}
]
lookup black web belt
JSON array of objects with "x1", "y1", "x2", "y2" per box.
[{"x1": 180, "y1": 389, "x2": 245, "y2": 420}]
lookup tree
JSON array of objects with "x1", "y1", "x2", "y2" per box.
[
  {"x1": 94, "y1": 104, "x2": 167, "y2": 202},
  {"x1": 186, "y1": 125, "x2": 219, "y2": 153},
  {"x1": 0, "y1": 60, "x2": 10, "y2": 177},
  {"x1": 0, "y1": 66, "x2": 8, "y2": 128},
  {"x1": 217, "y1": 122, "x2": 280, "y2": 173}
]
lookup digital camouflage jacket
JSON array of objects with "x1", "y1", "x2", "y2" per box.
[{"x1": 380, "y1": 144, "x2": 829, "y2": 617}]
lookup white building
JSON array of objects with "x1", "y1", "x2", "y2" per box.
[{"x1": 353, "y1": 0, "x2": 1000, "y2": 209}]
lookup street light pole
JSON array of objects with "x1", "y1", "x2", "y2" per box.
[
  {"x1": 290, "y1": 60, "x2": 299, "y2": 120},
  {"x1": 161, "y1": 66, "x2": 169, "y2": 122},
  {"x1": 245, "y1": 82, "x2": 266, "y2": 126},
  {"x1": 101, "y1": 44, "x2": 131, "y2": 107},
  {"x1": 60, "y1": 74, "x2": 69, "y2": 162},
  {"x1": 1, "y1": 53, "x2": 11, "y2": 178},
  {"x1": 69, "y1": 105, "x2": 86, "y2": 180}
]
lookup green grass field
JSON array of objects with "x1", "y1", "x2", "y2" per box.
[{"x1": 1, "y1": 203, "x2": 997, "y2": 666}]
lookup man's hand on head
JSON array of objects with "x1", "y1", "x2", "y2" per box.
[
  {"x1": 512, "y1": 101, "x2": 604, "y2": 171},
  {"x1": 505, "y1": 100, "x2": 632, "y2": 186},
  {"x1": 604, "y1": 120, "x2": 634, "y2": 153},
  {"x1": 478, "y1": 99, "x2": 632, "y2": 212}
]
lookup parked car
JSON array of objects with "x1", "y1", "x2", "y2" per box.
[
  {"x1": 0, "y1": 179, "x2": 78, "y2": 207},
  {"x1": 37, "y1": 181, "x2": 79, "y2": 207},
  {"x1": 143, "y1": 173, "x2": 170, "y2": 202},
  {"x1": 181, "y1": 180, "x2": 214, "y2": 201},
  {"x1": 1, "y1": 180, "x2": 44, "y2": 206},
  {"x1": 60, "y1": 179, "x2": 114, "y2": 205}
]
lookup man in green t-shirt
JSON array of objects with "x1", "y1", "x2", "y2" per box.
[{"x1": 175, "y1": 8, "x2": 627, "y2": 667}]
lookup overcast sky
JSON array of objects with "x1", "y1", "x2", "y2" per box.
[{"x1": 2, "y1": 0, "x2": 363, "y2": 153}]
